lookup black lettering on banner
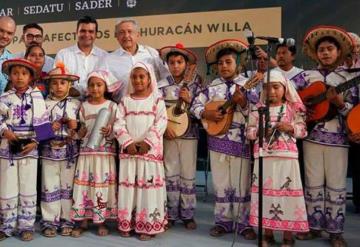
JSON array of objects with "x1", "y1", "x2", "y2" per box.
[{"x1": 207, "y1": 23, "x2": 219, "y2": 32}]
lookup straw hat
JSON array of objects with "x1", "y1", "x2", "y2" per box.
[
  {"x1": 205, "y1": 39, "x2": 248, "y2": 74},
  {"x1": 43, "y1": 61, "x2": 80, "y2": 81},
  {"x1": 159, "y1": 43, "x2": 197, "y2": 64},
  {"x1": 2, "y1": 58, "x2": 38, "y2": 78},
  {"x1": 303, "y1": 25, "x2": 354, "y2": 64}
]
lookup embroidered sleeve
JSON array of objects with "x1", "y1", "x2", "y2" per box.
[
  {"x1": 143, "y1": 98, "x2": 168, "y2": 148},
  {"x1": 246, "y1": 107, "x2": 258, "y2": 140},
  {"x1": 338, "y1": 88, "x2": 356, "y2": 116},
  {"x1": 113, "y1": 100, "x2": 134, "y2": 150},
  {"x1": 190, "y1": 88, "x2": 208, "y2": 120},
  {"x1": 0, "y1": 100, "x2": 9, "y2": 136},
  {"x1": 292, "y1": 110, "x2": 307, "y2": 139}
]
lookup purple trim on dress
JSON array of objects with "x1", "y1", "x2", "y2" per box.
[
  {"x1": 0, "y1": 148, "x2": 38, "y2": 159},
  {"x1": 41, "y1": 144, "x2": 79, "y2": 161},
  {"x1": 307, "y1": 129, "x2": 348, "y2": 146},
  {"x1": 61, "y1": 189, "x2": 73, "y2": 200},
  {"x1": 208, "y1": 136, "x2": 250, "y2": 158},
  {"x1": 41, "y1": 190, "x2": 61, "y2": 203},
  {"x1": 180, "y1": 185, "x2": 196, "y2": 195}
]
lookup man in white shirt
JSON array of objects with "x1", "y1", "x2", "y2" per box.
[
  {"x1": 15, "y1": 23, "x2": 54, "y2": 73},
  {"x1": 0, "y1": 16, "x2": 16, "y2": 94},
  {"x1": 54, "y1": 16, "x2": 108, "y2": 97},
  {"x1": 97, "y1": 18, "x2": 170, "y2": 102},
  {"x1": 274, "y1": 44, "x2": 303, "y2": 80}
]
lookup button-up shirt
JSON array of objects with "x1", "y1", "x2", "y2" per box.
[
  {"x1": 97, "y1": 44, "x2": 170, "y2": 102},
  {"x1": 0, "y1": 49, "x2": 13, "y2": 94},
  {"x1": 54, "y1": 44, "x2": 108, "y2": 96}
]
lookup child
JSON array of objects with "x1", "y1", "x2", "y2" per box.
[
  {"x1": 158, "y1": 43, "x2": 202, "y2": 229},
  {"x1": 114, "y1": 62, "x2": 167, "y2": 241},
  {"x1": 40, "y1": 63, "x2": 80, "y2": 237},
  {"x1": 291, "y1": 26, "x2": 357, "y2": 247},
  {"x1": 191, "y1": 39, "x2": 256, "y2": 239},
  {"x1": 0, "y1": 58, "x2": 54, "y2": 241},
  {"x1": 24, "y1": 44, "x2": 48, "y2": 97},
  {"x1": 70, "y1": 70, "x2": 118, "y2": 237},
  {"x1": 247, "y1": 70, "x2": 309, "y2": 246}
]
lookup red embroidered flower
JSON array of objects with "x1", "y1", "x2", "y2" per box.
[
  {"x1": 153, "y1": 221, "x2": 162, "y2": 231},
  {"x1": 136, "y1": 221, "x2": 145, "y2": 231},
  {"x1": 120, "y1": 220, "x2": 131, "y2": 230},
  {"x1": 145, "y1": 222, "x2": 153, "y2": 232}
]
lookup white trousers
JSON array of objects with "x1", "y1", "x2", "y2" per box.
[
  {"x1": 303, "y1": 141, "x2": 348, "y2": 233},
  {"x1": 0, "y1": 158, "x2": 37, "y2": 236},
  {"x1": 164, "y1": 139, "x2": 197, "y2": 220}
]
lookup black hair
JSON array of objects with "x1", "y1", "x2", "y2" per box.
[
  {"x1": 24, "y1": 44, "x2": 46, "y2": 58},
  {"x1": 276, "y1": 43, "x2": 297, "y2": 56},
  {"x1": 315, "y1": 36, "x2": 341, "y2": 51},
  {"x1": 216, "y1": 48, "x2": 238, "y2": 62},
  {"x1": 166, "y1": 51, "x2": 188, "y2": 63},
  {"x1": 23, "y1": 23, "x2": 43, "y2": 35},
  {"x1": 8, "y1": 65, "x2": 35, "y2": 77},
  {"x1": 77, "y1": 15, "x2": 98, "y2": 32}
]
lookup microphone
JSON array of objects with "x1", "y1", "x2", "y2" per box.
[{"x1": 256, "y1": 36, "x2": 296, "y2": 46}]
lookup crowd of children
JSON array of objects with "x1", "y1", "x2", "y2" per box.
[{"x1": 0, "y1": 24, "x2": 359, "y2": 247}]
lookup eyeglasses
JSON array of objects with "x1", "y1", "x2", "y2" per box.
[{"x1": 25, "y1": 33, "x2": 43, "y2": 41}]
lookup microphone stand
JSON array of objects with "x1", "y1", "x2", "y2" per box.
[{"x1": 257, "y1": 40, "x2": 272, "y2": 247}]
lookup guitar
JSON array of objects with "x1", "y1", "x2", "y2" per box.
[
  {"x1": 347, "y1": 104, "x2": 360, "y2": 134},
  {"x1": 298, "y1": 75, "x2": 360, "y2": 123},
  {"x1": 166, "y1": 64, "x2": 197, "y2": 137},
  {"x1": 201, "y1": 73, "x2": 263, "y2": 136}
]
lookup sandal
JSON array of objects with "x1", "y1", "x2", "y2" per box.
[
  {"x1": 61, "y1": 227, "x2": 73, "y2": 236},
  {"x1": 71, "y1": 227, "x2": 86, "y2": 238},
  {"x1": 296, "y1": 230, "x2": 321, "y2": 240},
  {"x1": 0, "y1": 231, "x2": 8, "y2": 241},
  {"x1": 20, "y1": 231, "x2": 34, "y2": 241},
  {"x1": 281, "y1": 238, "x2": 295, "y2": 247},
  {"x1": 183, "y1": 219, "x2": 197, "y2": 230},
  {"x1": 97, "y1": 225, "x2": 109, "y2": 236},
  {"x1": 42, "y1": 227, "x2": 57, "y2": 238},
  {"x1": 119, "y1": 230, "x2": 131, "y2": 237},
  {"x1": 164, "y1": 220, "x2": 175, "y2": 231},
  {"x1": 241, "y1": 228, "x2": 257, "y2": 240},
  {"x1": 138, "y1": 234, "x2": 154, "y2": 241},
  {"x1": 261, "y1": 235, "x2": 276, "y2": 247},
  {"x1": 330, "y1": 233, "x2": 347, "y2": 247},
  {"x1": 209, "y1": 225, "x2": 227, "y2": 237}
]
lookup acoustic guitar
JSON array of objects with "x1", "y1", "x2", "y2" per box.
[
  {"x1": 298, "y1": 75, "x2": 360, "y2": 123},
  {"x1": 201, "y1": 73, "x2": 263, "y2": 136},
  {"x1": 347, "y1": 104, "x2": 360, "y2": 134},
  {"x1": 166, "y1": 64, "x2": 197, "y2": 137}
]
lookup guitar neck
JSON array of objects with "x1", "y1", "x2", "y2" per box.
[{"x1": 311, "y1": 75, "x2": 360, "y2": 105}]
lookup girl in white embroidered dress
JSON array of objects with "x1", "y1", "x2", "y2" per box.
[{"x1": 114, "y1": 62, "x2": 167, "y2": 241}]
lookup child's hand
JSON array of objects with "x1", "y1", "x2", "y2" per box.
[
  {"x1": 78, "y1": 125, "x2": 87, "y2": 138},
  {"x1": 179, "y1": 88, "x2": 191, "y2": 104},
  {"x1": 232, "y1": 85, "x2": 247, "y2": 108},
  {"x1": 164, "y1": 128, "x2": 176, "y2": 140},
  {"x1": 125, "y1": 143, "x2": 137, "y2": 155},
  {"x1": 52, "y1": 121, "x2": 62, "y2": 131},
  {"x1": 202, "y1": 110, "x2": 224, "y2": 121},
  {"x1": 326, "y1": 87, "x2": 345, "y2": 109},
  {"x1": 101, "y1": 125, "x2": 112, "y2": 137},
  {"x1": 67, "y1": 119, "x2": 77, "y2": 130},
  {"x1": 20, "y1": 142, "x2": 37, "y2": 155},
  {"x1": 275, "y1": 122, "x2": 294, "y2": 134},
  {"x1": 136, "y1": 141, "x2": 151, "y2": 155},
  {"x1": 3, "y1": 130, "x2": 18, "y2": 142},
  {"x1": 349, "y1": 132, "x2": 360, "y2": 143}
]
